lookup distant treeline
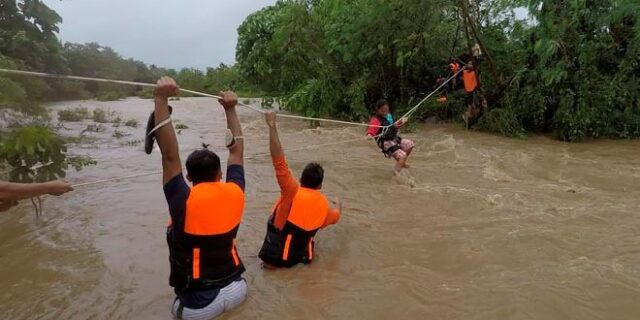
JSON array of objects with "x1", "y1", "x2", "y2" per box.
[{"x1": 0, "y1": 0, "x2": 261, "y2": 182}]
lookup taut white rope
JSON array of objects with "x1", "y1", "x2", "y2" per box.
[
  {"x1": 0, "y1": 67, "x2": 462, "y2": 189},
  {"x1": 0, "y1": 68, "x2": 386, "y2": 128}
]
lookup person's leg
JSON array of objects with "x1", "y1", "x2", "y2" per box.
[
  {"x1": 463, "y1": 93, "x2": 473, "y2": 129},
  {"x1": 401, "y1": 139, "x2": 415, "y2": 157},
  {"x1": 222, "y1": 279, "x2": 248, "y2": 313},
  {"x1": 391, "y1": 149, "x2": 408, "y2": 173},
  {"x1": 399, "y1": 139, "x2": 415, "y2": 168},
  {"x1": 171, "y1": 292, "x2": 227, "y2": 320},
  {"x1": 171, "y1": 297, "x2": 182, "y2": 319}
]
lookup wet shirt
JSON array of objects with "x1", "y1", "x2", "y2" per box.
[
  {"x1": 163, "y1": 165, "x2": 245, "y2": 309},
  {"x1": 271, "y1": 155, "x2": 339, "y2": 230}
]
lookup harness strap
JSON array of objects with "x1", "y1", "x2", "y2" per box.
[{"x1": 380, "y1": 136, "x2": 403, "y2": 157}]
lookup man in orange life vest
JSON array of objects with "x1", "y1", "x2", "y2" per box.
[
  {"x1": 149, "y1": 77, "x2": 247, "y2": 319},
  {"x1": 448, "y1": 57, "x2": 461, "y2": 91},
  {"x1": 258, "y1": 111, "x2": 341, "y2": 268},
  {"x1": 462, "y1": 59, "x2": 483, "y2": 128}
]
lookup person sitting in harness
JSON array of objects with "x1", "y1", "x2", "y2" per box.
[{"x1": 366, "y1": 99, "x2": 415, "y2": 173}]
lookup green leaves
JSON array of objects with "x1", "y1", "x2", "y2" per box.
[
  {"x1": 236, "y1": 0, "x2": 458, "y2": 121},
  {"x1": 0, "y1": 126, "x2": 64, "y2": 182},
  {"x1": 0, "y1": 125, "x2": 96, "y2": 182}
]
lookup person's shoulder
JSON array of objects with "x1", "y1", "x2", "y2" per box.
[
  {"x1": 319, "y1": 192, "x2": 331, "y2": 205},
  {"x1": 224, "y1": 181, "x2": 245, "y2": 197}
]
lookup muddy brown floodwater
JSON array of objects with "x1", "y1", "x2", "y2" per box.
[{"x1": 1, "y1": 97, "x2": 640, "y2": 320}]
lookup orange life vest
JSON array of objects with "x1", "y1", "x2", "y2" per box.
[
  {"x1": 449, "y1": 62, "x2": 460, "y2": 74},
  {"x1": 463, "y1": 70, "x2": 478, "y2": 93},
  {"x1": 167, "y1": 182, "x2": 245, "y2": 290},
  {"x1": 259, "y1": 187, "x2": 330, "y2": 268}
]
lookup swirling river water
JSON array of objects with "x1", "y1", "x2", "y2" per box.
[{"x1": 1, "y1": 98, "x2": 639, "y2": 319}]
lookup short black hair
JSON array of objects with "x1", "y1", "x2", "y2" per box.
[
  {"x1": 186, "y1": 149, "x2": 221, "y2": 185},
  {"x1": 300, "y1": 163, "x2": 324, "y2": 189},
  {"x1": 375, "y1": 99, "x2": 389, "y2": 110}
]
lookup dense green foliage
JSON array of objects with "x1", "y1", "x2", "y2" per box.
[
  {"x1": 236, "y1": 0, "x2": 640, "y2": 140},
  {"x1": 0, "y1": 0, "x2": 76, "y2": 182},
  {"x1": 489, "y1": 0, "x2": 640, "y2": 140}
]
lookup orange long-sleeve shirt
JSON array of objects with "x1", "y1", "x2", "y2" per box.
[{"x1": 272, "y1": 155, "x2": 340, "y2": 230}]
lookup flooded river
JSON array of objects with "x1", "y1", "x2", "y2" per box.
[{"x1": 1, "y1": 98, "x2": 640, "y2": 320}]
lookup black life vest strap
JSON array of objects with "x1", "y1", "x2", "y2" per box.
[{"x1": 379, "y1": 136, "x2": 403, "y2": 157}]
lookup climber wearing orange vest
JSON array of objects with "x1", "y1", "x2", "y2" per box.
[
  {"x1": 258, "y1": 111, "x2": 341, "y2": 269},
  {"x1": 462, "y1": 59, "x2": 480, "y2": 128},
  {"x1": 448, "y1": 57, "x2": 461, "y2": 91},
  {"x1": 449, "y1": 58, "x2": 461, "y2": 74},
  {"x1": 149, "y1": 77, "x2": 247, "y2": 319}
]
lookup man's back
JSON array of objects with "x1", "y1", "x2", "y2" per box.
[{"x1": 259, "y1": 111, "x2": 341, "y2": 269}]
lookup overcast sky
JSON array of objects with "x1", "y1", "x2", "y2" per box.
[{"x1": 43, "y1": 0, "x2": 277, "y2": 70}]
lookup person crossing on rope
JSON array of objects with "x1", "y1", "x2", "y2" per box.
[
  {"x1": 366, "y1": 99, "x2": 415, "y2": 173},
  {"x1": 258, "y1": 111, "x2": 342, "y2": 269},
  {"x1": 0, "y1": 180, "x2": 73, "y2": 212},
  {"x1": 148, "y1": 77, "x2": 247, "y2": 320}
]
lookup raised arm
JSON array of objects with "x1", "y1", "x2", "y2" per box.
[
  {"x1": 219, "y1": 92, "x2": 243, "y2": 167},
  {"x1": 265, "y1": 111, "x2": 284, "y2": 160},
  {"x1": 153, "y1": 77, "x2": 182, "y2": 185},
  {"x1": 265, "y1": 111, "x2": 298, "y2": 229},
  {"x1": 265, "y1": 111, "x2": 297, "y2": 192},
  {"x1": 0, "y1": 180, "x2": 73, "y2": 202}
]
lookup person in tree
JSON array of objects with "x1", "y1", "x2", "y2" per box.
[
  {"x1": 448, "y1": 57, "x2": 461, "y2": 91},
  {"x1": 147, "y1": 77, "x2": 247, "y2": 319},
  {"x1": 461, "y1": 58, "x2": 486, "y2": 128},
  {"x1": 258, "y1": 111, "x2": 341, "y2": 269},
  {"x1": 0, "y1": 180, "x2": 73, "y2": 212},
  {"x1": 366, "y1": 99, "x2": 414, "y2": 173}
]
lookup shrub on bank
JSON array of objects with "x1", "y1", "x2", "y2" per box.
[{"x1": 58, "y1": 107, "x2": 90, "y2": 122}]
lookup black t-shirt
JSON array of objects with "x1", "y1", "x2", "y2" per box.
[{"x1": 163, "y1": 164, "x2": 245, "y2": 309}]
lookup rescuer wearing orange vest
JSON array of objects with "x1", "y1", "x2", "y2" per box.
[
  {"x1": 258, "y1": 111, "x2": 341, "y2": 269},
  {"x1": 148, "y1": 77, "x2": 247, "y2": 319},
  {"x1": 449, "y1": 57, "x2": 461, "y2": 91},
  {"x1": 462, "y1": 59, "x2": 481, "y2": 128}
]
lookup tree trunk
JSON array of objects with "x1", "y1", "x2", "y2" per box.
[{"x1": 458, "y1": 0, "x2": 502, "y2": 85}]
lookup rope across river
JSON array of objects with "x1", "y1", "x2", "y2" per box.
[{"x1": 0, "y1": 67, "x2": 465, "y2": 188}]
